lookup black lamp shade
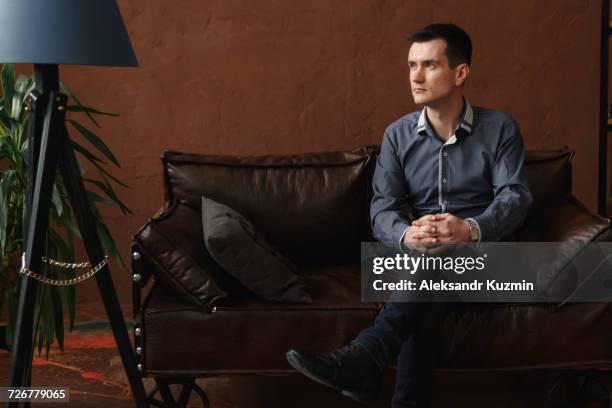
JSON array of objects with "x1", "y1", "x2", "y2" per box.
[{"x1": 0, "y1": 0, "x2": 138, "y2": 67}]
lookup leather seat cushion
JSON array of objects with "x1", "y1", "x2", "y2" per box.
[
  {"x1": 444, "y1": 302, "x2": 612, "y2": 370},
  {"x1": 140, "y1": 263, "x2": 612, "y2": 374},
  {"x1": 141, "y1": 265, "x2": 379, "y2": 375}
]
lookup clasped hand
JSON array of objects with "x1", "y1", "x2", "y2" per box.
[{"x1": 402, "y1": 213, "x2": 470, "y2": 253}]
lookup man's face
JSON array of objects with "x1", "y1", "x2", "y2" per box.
[{"x1": 407, "y1": 38, "x2": 464, "y2": 106}]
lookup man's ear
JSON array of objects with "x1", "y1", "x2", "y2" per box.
[{"x1": 456, "y1": 64, "x2": 470, "y2": 86}]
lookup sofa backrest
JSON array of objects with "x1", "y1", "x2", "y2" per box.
[
  {"x1": 523, "y1": 148, "x2": 573, "y2": 217},
  {"x1": 162, "y1": 149, "x2": 375, "y2": 266},
  {"x1": 161, "y1": 146, "x2": 573, "y2": 266}
]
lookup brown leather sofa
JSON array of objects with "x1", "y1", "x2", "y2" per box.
[{"x1": 130, "y1": 146, "x2": 612, "y2": 407}]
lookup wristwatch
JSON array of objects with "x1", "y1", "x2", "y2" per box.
[{"x1": 466, "y1": 218, "x2": 480, "y2": 242}]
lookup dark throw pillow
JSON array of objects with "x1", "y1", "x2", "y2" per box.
[
  {"x1": 202, "y1": 196, "x2": 312, "y2": 303},
  {"x1": 132, "y1": 201, "x2": 229, "y2": 311}
]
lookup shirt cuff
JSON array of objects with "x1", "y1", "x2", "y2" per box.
[{"x1": 398, "y1": 226, "x2": 411, "y2": 252}]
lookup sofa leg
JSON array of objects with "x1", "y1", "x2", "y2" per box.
[
  {"x1": 546, "y1": 370, "x2": 610, "y2": 408},
  {"x1": 148, "y1": 377, "x2": 210, "y2": 408}
]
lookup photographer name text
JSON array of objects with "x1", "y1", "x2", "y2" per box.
[{"x1": 372, "y1": 279, "x2": 534, "y2": 292}]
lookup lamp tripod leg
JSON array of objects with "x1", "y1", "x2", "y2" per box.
[
  {"x1": 56, "y1": 116, "x2": 148, "y2": 407},
  {"x1": 7, "y1": 90, "x2": 64, "y2": 408}
]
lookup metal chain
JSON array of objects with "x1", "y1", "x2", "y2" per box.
[
  {"x1": 19, "y1": 253, "x2": 109, "y2": 286},
  {"x1": 41, "y1": 257, "x2": 93, "y2": 269}
]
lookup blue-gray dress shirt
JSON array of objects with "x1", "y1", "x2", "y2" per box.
[{"x1": 371, "y1": 99, "x2": 533, "y2": 246}]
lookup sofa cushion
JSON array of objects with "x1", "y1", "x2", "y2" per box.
[
  {"x1": 202, "y1": 196, "x2": 312, "y2": 303},
  {"x1": 162, "y1": 149, "x2": 375, "y2": 266},
  {"x1": 132, "y1": 201, "x2": 235, "y2": 311},
  {"x1": 443, "y1": 302, "x2": 612, "y2": 370},
  {"x1": 141, "y1": 279, "x2": 612, "y2": 374},
  {"x1": 141, "y1": 265, "x2": 380, "y2": 375}
]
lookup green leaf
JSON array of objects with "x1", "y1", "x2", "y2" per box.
[
  {"x1": 46, "y1": 230, "x2": 74, "y2": 335},
  {"x1": 55, "y1": 216, "x2": 82, "y2": 240},
  {"x1": 51, "y1": 185, "x2": 63, "y2": 218},
  {"x1": 1, "y1": 65, "x2": 15, "y2": 114},
  {"x1": 92, "y1": 161, "x2": 130, "y2": 189},
  {"x1": 12, "y1": 75, "x2": 33, "y2": 120},
  {"x1": 84, "y1": 178, "x2": 132, "y2": 215},
  {"x1": 20, "y1": 193, "x2": 27, "y2": 250},
  {"x1": 88, "y1": 201, "x2": 125, "y2": 268},
  {"x1": 68, "y1": 120, "x2": 120, "y2": 167},
  {"x1": 6, "y1": 283, "x2": 17, "y2": 348},
  {"x1": 98, "y1": 172, "x2": 132, "y2": 212},
  {"x1": 42, "y1": 285, "x2": 55, "y2": 357},
  {"x1": 99, "y1": 171, "x2": 132, "y2": 210},
  {"x1": 0, "y1": 170, "x2": 16, "y2": 254},
  {"x1": 47, "y1": 227, "x2": 71, "y2": 264},
  {"x1": 15, "y1": 121, "x2": 27, "y2": 151},
  {"x1": 47, "y1": 228, "x2": 73, "y2": 343},
  {"x1": 65, "y1": 281, "x2": 75, "y2": 331},
  {"x1": 95, "y1": 220, "x2": 125, "y2": 268},
  {"x1": 87, "y1": 190, "x2": 117, "y2": 206},
  {"x1": 51, "y1": 286, "x2": 64, "y2": 351},
  {"x1": 0, "y1": 108, "x2": 13, "y2": 131},
  {"x1": 60, "y1": 82, "x2": 100, "y2": 128},
  {"x1": 0, "y1": 126, "x2": 20, "y2": 154},
  {"x1": 34, "y1": 284, "x2": 45, "y2": 356},
  {"x1": 65, "y1": 105, "x2": 118, "y2": 117},
  {"x1": 36, "y1": 325, "x2": 44, "y2": 356},
  {"x1": 71, "y1": 139, "x2": 105, "y2": 164},
  {"x1": 48, "y1": 226, "x2": 76, "y2": 331}
]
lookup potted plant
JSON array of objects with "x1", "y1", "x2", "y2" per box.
[{"x1": 0, "y1": 64, "x2": 130, "y2": 356}]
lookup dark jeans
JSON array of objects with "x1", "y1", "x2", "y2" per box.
[{"x1": 355, "y1": 302, "x2": 448, "y2": 407}]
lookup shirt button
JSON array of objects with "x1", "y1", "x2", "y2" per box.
[
  {"x1": 443, "y1": 200, "x2": 448, "y2": 205},
  {"x1": 443, "y1": 152, "x2": 448, "y2": 157},
  {"x1": 442, "y1": 178, "x2": 447, "y2": 183}
]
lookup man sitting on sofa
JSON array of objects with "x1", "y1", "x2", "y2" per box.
[{"x1": 286, "y1": 23, "x2": 533, "y2": 407}]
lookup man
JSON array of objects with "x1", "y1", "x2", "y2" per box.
[{"x1": 286, "y1": 23, "x2": 532, "y2": 407}]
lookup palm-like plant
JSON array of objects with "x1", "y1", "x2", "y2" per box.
[{"x1": 0, "y1": 64, "x2": 130, "y2": 356}]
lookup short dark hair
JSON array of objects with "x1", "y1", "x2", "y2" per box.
[{"x1": 407, "y1": 23, "x2": 472, "y2": 67}]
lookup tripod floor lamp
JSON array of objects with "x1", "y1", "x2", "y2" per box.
[{"x1": 0, "y1": 1, "x2": 147, "y2": 406}]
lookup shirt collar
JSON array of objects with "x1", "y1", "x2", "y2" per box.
[{"x1": 417, "y1": 98, "x2": 474, "y2": 137}]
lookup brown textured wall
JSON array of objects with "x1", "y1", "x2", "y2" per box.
[{"x1": 56, "y1": 0, "x2": 600, "y2": 304}]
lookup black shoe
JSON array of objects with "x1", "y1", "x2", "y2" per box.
[{"x1": 286, "y1": 342, "x2": 383, "y2": 403}]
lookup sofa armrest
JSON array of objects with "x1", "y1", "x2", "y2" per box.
[
  {"x1": 130, "y1": 205, "x2": 165, "y2": 289},
  {"x1": 515, "y1": 198, "x2": 611, "y2": 302},
  {"x1": 518, "y1": 197, "x2": 611, "y2": 242},
  {"x1": 131, "y1": 200, "x2": 230, "y2": 311}
]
